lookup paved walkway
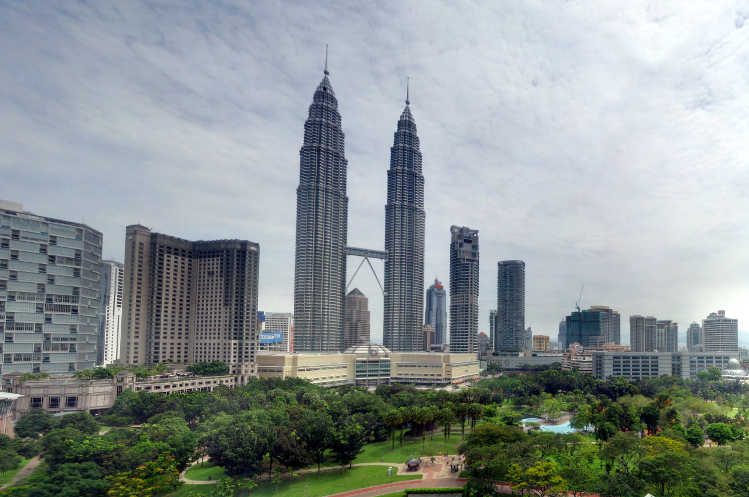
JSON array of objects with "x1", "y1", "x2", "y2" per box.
[{"x1": 0, "y1": 456, "x2": 42, "y2": 490}]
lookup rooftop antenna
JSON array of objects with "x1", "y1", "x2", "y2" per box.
[
  {"x1": 406, "y1": 77, "x2": 410, "y2": 105},
  {"x1": 575, "y1": 284, "x2": 584, "y2": 314},
  {"x1": 324, "y1": 44, "x2": 329, "y2": 76}
]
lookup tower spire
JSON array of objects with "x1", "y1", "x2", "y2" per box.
[
  {"x1": 406, "y1": 77, "x2": 410, "y2": 106},
  {"x1": 324, "y1": 44, "x2": 329, "y2": 76}
]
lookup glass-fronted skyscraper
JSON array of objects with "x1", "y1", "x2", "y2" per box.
[
  {"x1": 0, "y1": 201, "x2": 101, "y2": 376},
  {"x1": 494, "y1": 260, "x2": 525, "y2": 351},
  {"x1": 383, "y1": 95, "x2": 425, "y2": 352},
  {"x1": 425, "y1": 279, "x2": 447, "y2": 345},
  {"x1": 565, "y1": 310, "x2": 603, "y2": 348},
  {"x1": 449, "y1": 226, "x2": 479, "y2": 353},
  {"x1": 293, "y1": 62, "x2": 348, "y2": 352}
]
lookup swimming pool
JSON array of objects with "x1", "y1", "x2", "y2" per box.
[{"x1": 521, "y1": 417, "x2": 575, "y2": 434}]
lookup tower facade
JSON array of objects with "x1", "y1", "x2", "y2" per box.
[
  {"x1": 293, "y1": 63, "x2": 348, "y2": 352},
  {"x1": 383, "y1": 94, "x2": 425, "y2": 352},
  {"x1": 630, "y1": 315, "x2": 657, "y2": 352},
  {"x1": 687, "y1": 322, "x2": 702, "y2": 351},
  {"x1": 589, "y1": 306, "x2": 621, "y2": 344},
  {"x1": 424, "y1": 279, "x2": 447, "y2": 345},
  {"x1": 702, "y1": 310, "x2": 738, "y2": 352},
  {"x1": 449, "y1": 226, "x2": 479, "y2": 353},
  {"x1": 656, "y1": 320, "x2": 678, "y2": 352},
  {"x1": 344, "y1": 288, "x2": 370, "y2": 349},
  {"x1": 99, "y1": 259, "x2": 124, "y2": 366},
  {"x1": 494, "y1": 260, "x2": 525, "y2": 351}
]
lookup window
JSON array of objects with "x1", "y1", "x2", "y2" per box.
[
  {"x1": 48, "y1": 397, "x2": 60, "y2": 409},
  {"x1": 65, "y1": 397, "x2": 77, "y2": 408},
  {"x1": 30, "y1": 398, "x2": 42, "y2": 408}
]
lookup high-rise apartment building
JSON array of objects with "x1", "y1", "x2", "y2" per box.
[
  {"x1": 656, "y1": 320, "x2": 678, "y2": 352},
  {"x1": 565, "y1": 310, "x2": 603, "y2": 348},
  {"x1": 488, "y1": 309, "x2": 497, "y2": 351},
  {"x1": 494, "y1": 260, "x2": 525, "y2": 351},
  {"x1": 477, "y1": 332, "x2": 490, "y2": 357},
  {"x1": 121, "y1": 226, "x2": 259, "y2": 374},
  {"x1": 383, "y1": 92, "x2": 425, "y2": 352},
  {"x1": 424, "y1": 279, "x2": 447, "y2": 345},
  {"x1": 687, "y1": 322, "x2": 702, "y2": 352},
  {"x1": 263, "y1": 312, "x2": 293, "y2": 353},
  {"x1": 0, "y1": 201, "x2": 101, "y2": 375},
  {"x1": 423, "y1": 324, "x2": 435, "y2": 351},
  {"x1": 293, "y1": 61, "x2": 348, "y2": 352},
  {"x1": 449, "y1": 226, "x2": 479, "y2": 353},
  {"x1": 525, "y1": 327, "x2": 533, "y2": 351},
  {"x1": 99, "y1": 260, "x2": 123, "y2": 366},
  {"x1": 533, "y1": 335, "x2": 550, "y2": 352},
  {"x1": 344, "y1": 288, "x2": 370, "y2": 349},
  {"x1": 702, "y1": 310, "x2": 738, "y2": 352},
  {"x1": 558, "y1": 321, "x2": 566, "y2": 349},
  {"x1": 630, "y1": 315, "x2": 657, "y2": 352},
  {"x1": 589, "y1": 306, "x2": 621, "y2": 344}
]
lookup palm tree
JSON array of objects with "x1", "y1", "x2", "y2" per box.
[
  {"x1": 398, "y1": 407, "x2": 410, "y2": 447},
  {"x1": 428, "y1": 405, "x2": 440, "y2": 440},
  {"x1": 468, "y1": 403, "x2": 484, "y2": 428},
  {"x1": 454, "y1": 403, "x2": 468, "y2": 438},
  {"x1": 420, "y1": 407, "x2": 436, "y2": 448},
  {"x1": 383, "y1": 410, "x2": 402, "y2": 452},
  {"x1": 439, "y1": 408, "x2": 455, "y2": 443}
]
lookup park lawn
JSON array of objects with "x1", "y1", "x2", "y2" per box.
[
  {"x1": 0, "y1": 458, "x2": 32, "y2": 487},
  {"x1": 376, "y1": 493, "x2": 407, "y2": 497},
  {"x1": 98, "y1": 425, "x2": 112, "y2": 433},
  {"x1": 170, "y1": 465, "x2": 422, "y2": 497},
  {"x1": 353, "y1": 434, "x2": 467, "y2": 464},
  {"x1": 185, "y1": 461, "x2": 228, "y2": 481}
]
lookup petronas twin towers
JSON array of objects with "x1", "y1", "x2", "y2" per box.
[{"x1": 293, "y1": 58, "x2": 425, "y2": 352}]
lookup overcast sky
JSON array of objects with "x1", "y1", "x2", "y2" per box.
[{"x1": 2, "y1": 1, "x2": 748, "y2": 345}]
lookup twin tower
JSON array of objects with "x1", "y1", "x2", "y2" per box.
[{"x1": 292, "y1": 60, "x2": 425, "y2": 352}]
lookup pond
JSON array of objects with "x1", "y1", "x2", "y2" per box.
[{"x1": 521, "y1": 417, "x2": 575, "y2": 434}]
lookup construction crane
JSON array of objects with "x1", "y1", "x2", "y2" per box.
[{"x1": 575, "y1": 284, "x2": 584, "y2": 314}]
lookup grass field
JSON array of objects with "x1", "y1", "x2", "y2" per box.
[
  {"x1": 171, "y1": 465, "x2": 422, "y2": 497},
  {"x1": 0, "y1": 458, "x2": 32, "y2": 487},
  {"x1": 185, "y1": 461, "x2": 228, "y2": 481}
]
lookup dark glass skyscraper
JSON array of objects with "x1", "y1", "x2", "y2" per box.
[
  {"x1": 293, "y1": 61, "x2": 348, "y2": 352},
  {"x1": 449, "y1": 226, "x2": 479, "y2": 353},
  {"x1": 383, "y1": 91, "x2": 425, "y2": 351},
  {"x1": 424, "y1": 279, "x2": 447, "y2": 345},
  {"x1": 495, "y1": 260, "x2": 525, "y2": 351}
]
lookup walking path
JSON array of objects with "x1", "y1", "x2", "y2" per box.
[{"x1": 0, "y1": 456, "x2": 42, "y2": 490}]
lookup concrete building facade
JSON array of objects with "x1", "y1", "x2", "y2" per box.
[
  {"x1": 293, "y1": 64, "x2": 348, "y2": 352},
  {"x1": 593, "y1": 351, "x2": 737, "y2": 380},
  {"x1": 344, "y1": 288, "x2": 370, "y2": 349},
  {"x1": 263, "y1": 312, "x2": 293, "y2": 353},
  {"x1": 630, "y1": 315, "x2": 657, "y2": 352},
  {"x1": 449, "y1": 226, "x2": 479, "y2": 354},
  {"x1": 383, "y1": 95, "x2": 425, "y2": 352},
  {"x1": 120, "y1": 226, "x2": 259, "y2": 375},
  {"x1": 589, "y1": 306, "x2": 621, "y2": 344},
  {"x1": 424, "y1": 279, "x2": 447, "y2": 345},
  {"x1": 687, "y1": 322, "x2": 702, "y2": 352},
  {"x1": 533, "y1": 335, "x2": 550, "y2": 352},
  {"x1": 99, "y1": 260, "x2": 124, "y2": 366},
  {"x1": 702, "y1": 310, "x2": 738, "y2": 352},
  {"x1": 422, "y1": 324, "x2": 435, "y2": 351},
  {"x1": 494, "y1": 260, "x2": 525, "y2": 351},
  {"x1": 656, "y1": 320, "x2": 678, "y2": 352},
  {"x1": 0, "y1": 201, "x2": 101, "y2": 376}
]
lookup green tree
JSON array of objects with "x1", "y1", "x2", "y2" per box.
[
  {"x1": 600, "y1": 432, "x2": 644, "y2": 474},
  {"x1": 106, "y1": 454, "x2": 181, "y2": 497},
  {"x1": 0, "y1": 449, "x2": 21, "y2": 476},
  {"x1": 637, "y1": 451, "x2": 693, "y2": 496},
  {"x1": 275, "y1": 428, "x2": 308, "y2": 484},
  {"x1": 383, "y1": 410, "x2": 402, "y2": 451},
  {"x1": 541, "y1": 397, "x2": 565, "y2": 423},
  {"x1": 506, "y1": 460, "x2": 568, "y2": 497},
  {"x1": 686, "y1": 424, "x2": 704, "y2": 448},
  {"x1": 204, "y1": 420, "x2": 274, "y2": 477},
  {"x1": 298, "y1": 410, "x2": 333, "y2": 474},
  {"x1": 13, "y1": 408, "x2": 59, "y2": 438},
  {"x1": 26, "y1": 462, "x2": 110, "y2": 497},
  {"x1": 58, "y1": 412, "x2": 101, "y2": 435},
  {"x1": 186, "y1": 361, "x2": 230, "y2": 376},
  {"x1": 330, "y1": 418, "x2": 366, "y2": 472},
  {"x1": 439, "y1": 407, "x2": 456, "y2": 443},
  {"x1": 707, "y1": 422, "x2": 734, "y2": 446}
]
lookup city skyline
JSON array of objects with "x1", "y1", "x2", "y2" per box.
[{"x1": 3, "y1": 2, "x2": 748, "y2": 344}]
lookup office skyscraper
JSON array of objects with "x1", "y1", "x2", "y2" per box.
[
  {"x1": 345, "y1": 288, "x2": 370, "y2": 349},
  {"x1": 702, "y1": 310, "x2": 738, "y2": 352},
  {"x1": 589, "y1": 306, "x2": 621, "y2": 344},
  {"x1": 687, "y1": 322, "x2": 702, "y2": 351},
  {"x1": 121, "y1": 226, "x2": 259, "y2": 374},
  {"x1": 656, "y1": 320, "x2": 678, "y2": 352},
  {"x1": 630, "y1": 315, "x2": 657, "y2": 352},
  {"x1": 565, "y1": 310, "x2": 603, "y2": 348},
  {"x1": 494, "y1": 260, "x2": 525, "y2": 351},
  {"x1": 489, "y1": 309, "x2": 497, "y2": 350},
  {"x1": 424, "y1": 279, "x2": 447, "y2": 345},
  {"x1": 383, "y1": 89, "x2": 425, "y2": 352},
  {"x1": 558, "y1": 321, "x2": 567, "y2": 349},
  {"x1": 449, "y1": 226, "x2": 479, "y2": 353},
  {"x1": 0, "y1": 200, "x2": 101, "y2": 375},
  {"x1": 293, "y1": 58, "x2": 348, "y2": 352},
  {"x1": 263, "y1": 312, "x2": 293, "y2": 353},
  {"x1": 99, "y1": 259, "x2": 124, "y2": 366}
]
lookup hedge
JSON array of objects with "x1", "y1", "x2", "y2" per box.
[{"x1": 405, "y1": 489, "x2": 463, "y2": 494}]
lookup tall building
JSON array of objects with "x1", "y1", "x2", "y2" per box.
[
  {"x1": 344, "y1": 289, "x2": 370, "y2": 349},
  {"x1": 121, "y1": 226, "x2": 258, "y2": 374},
  {"x1": 589, "y1": 306, "x2": 621, "y2": 344},
  {"x1": 383, "y1": 89, "x2": 425, "y2": 352},
  {"x1": 525, "y1": 327, "x2": 533, "y2": 351},
  {"x1": 630, "y1": 315, "x2": 657, "y2": 352},
  {"x1": 533, "y1": 335, "x2": 550, "y2": 352},
  {"x1": 0, "y1": 200, "x2": 101, "y2": 375},
  {"x1": 687, "y1": 322, "x2": 702, "y2": 352},
  {"x1": 477, "y1": 332, "x2": 490, "y2": 357},
  {"x1": 494, "y1": 260, "x2": 525, "y2": 351},
  {"x1": 449, "y1": 226, "x2": 479, "y2": 353},
  {"x1": 424, "y1": 279, "x2": 447, "y2": 345},
  {"x1": 656, "y1": 320, "x2": 678, "y2": 352},
  {"x1": 558, "y1": 321, "x2": 566, "y2": 349},
  {"x1": 264, "y1": 312, "x2": 293, "y2": 353},
  {"x1": 702, "y1": 310, "x2": 738, "y2": 352},
  {"x1": 565, "y1": 310, "x2": 603, "y2": 348},
  {"x1": 99, "y1": 260, "x2": 124, "y2": 366},
  {"x1": 423, "y1": 324, "x2": 435, "y2": 351},
  {"x1": 293, "y1": 59, "x2": 348, "y2": 352}
]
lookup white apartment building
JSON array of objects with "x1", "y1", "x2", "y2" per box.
[
  {"x1": 263, "y1": 312, "x2": 293, "y2": 352},
  {"x1": 702, "y1": 310, "x2": 738, "y2": 352},
  {"x1": 99, "y1": 260, "x2": 123, "y2": 365}
]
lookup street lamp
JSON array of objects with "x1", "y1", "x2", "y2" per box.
[{"x1": 306, "y1": 484, "x2": 309, "y2": 497}]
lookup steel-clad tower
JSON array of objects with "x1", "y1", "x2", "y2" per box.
[
  {"x1": 383, "y1": 85, "x2": 425, "y2": 351},
  {"x1": 293, "y1": 55, "x2": 348, "y2": 352},
  {"x1": 449, "y1": 226, "x2": 479, "y2": 353}
]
